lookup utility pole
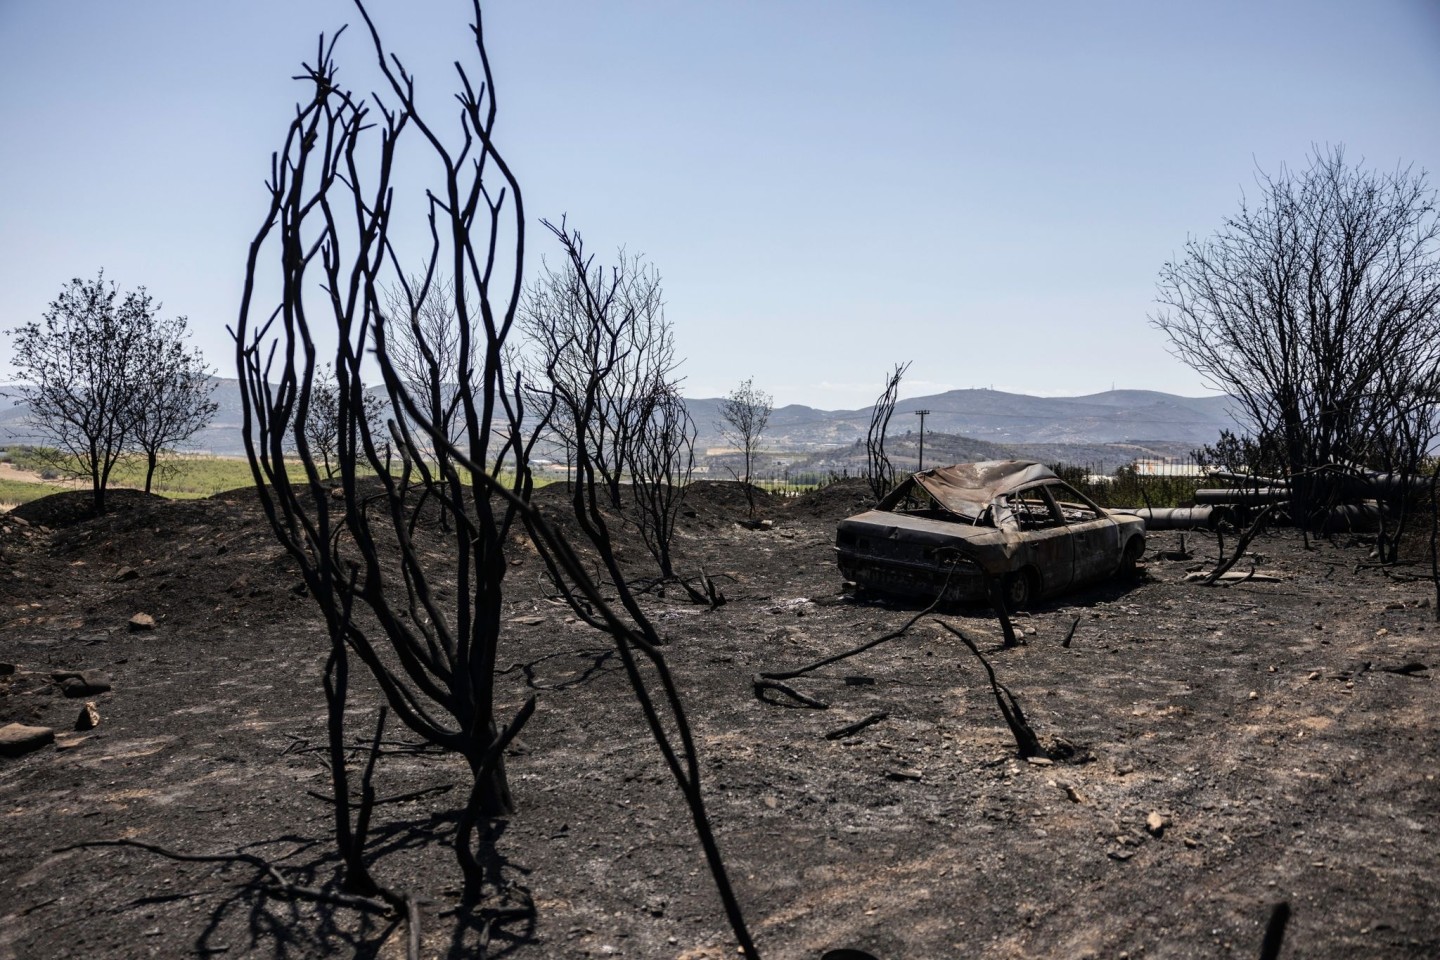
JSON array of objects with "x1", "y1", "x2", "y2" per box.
[{"x1": 914, "y1": 409, "x2": 930, "y2": 472}]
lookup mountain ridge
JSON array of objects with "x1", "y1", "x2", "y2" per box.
[{"x1": 1, "y1": 378, "x2": 1238, "y2": 456}]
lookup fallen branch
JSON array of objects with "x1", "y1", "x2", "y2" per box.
[
  {"x1": 1204, "y1": 505, "x2": 1274, "y2": 585},
  {"x1": 759, "y1": 593, "x2": 944, "y2": 684},
  {"x1": 1259, "y1": 901, "x2": 1290, "y2": 960},
  {"x1": 405, "y1": 895, "x2": 422, "y2": 960},
  {"x1": 1060, "y1": 616, "x2": 1080, "y2": 649},
  {"x1": 824, "y1": 712, "x2": 889, "y2": 740},
  {"x1": 939, "y1": 623, "x2": 1049, "y2": 760},
  {"x1": 985, "y1": 573, "x2": 1020, "y2": 648},
  {"x1": 753, "y1": 678, "x2": 830, "y2": 709},
  {"x1": 681, "y1": 566, "x2": 728, "y2": 609}
]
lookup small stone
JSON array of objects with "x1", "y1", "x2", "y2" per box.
[
  {"x1": 1061, "y1": 783, "x2": 1085, "y2": 804},
  {"x1": 1107, "y1": 848, "x2": 1136, "y2": 861},
  {"x1": 1026, "y1": 756, "x2": 1053, "y2": 766},
  {"x1": 1183, "y1": 837, "x2": 1198, "y2": 848},
  {"x1": 1146, "y1": 811, "x2": 1168, "y2": 837},
  {"x1": 112, "y1": 566, "x2": 140, "y2": 582},
  {"x1": 510, "y1": 616, "x2": 546, "y2": 626},
  {"x1": 76, "y1": 701, "x2": 101, "y2": 731},
  {"x1": 1248, "y1": 691, "x2": 1259, "y2": 700},
  {"x1": 886, "y1": 768, "x2": 923, "y2": 782},
  {"x1": 128, "y1": 613, "x2": 156, "y2": 631},
  {"x1": 1375, "y1": 628, "x2": 1389, "y2": 637},
  {"x1": 54, "y1": 670, "x2": 111, "y2": 697},
  {"x1": 0, "y1": 723, "x2": 54, "y2": 757}
]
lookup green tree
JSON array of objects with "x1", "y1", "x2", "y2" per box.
[{"x1": 8, "y1": 272, "x2": 215, "y2": 510}]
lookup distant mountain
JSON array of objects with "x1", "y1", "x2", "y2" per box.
[
  {"x1": 691, "y1": 388, "x2": 1238, "y2": 452},
  {"x1": 1, "y1": 379, "x2": 1239, "y2": 458}
]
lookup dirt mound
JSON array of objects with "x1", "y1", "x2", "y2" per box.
[
  {"x1": 32, "y1": 492, "x2": 308, "y2": 631},
  {"x1": 8, "y1": 488, "x2": 162, "y2": 529},
  {"x1": 784, "y1": 477, "x2": 876, "y2": 521},
  {"x1": 678, "y1": 479, "x2": 774, "y2": 522}
]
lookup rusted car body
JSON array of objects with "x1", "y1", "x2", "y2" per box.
[{"x1": 835, "y1": 460, "x2": 1146, "y2": 607}]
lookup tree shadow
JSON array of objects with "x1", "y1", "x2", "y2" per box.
[
  {"x1": 502, "y1": 646, "x2": 619, "y2": 692},
  {"x1": 166, "y1": 817, "x2": 539, "y2": 959}
]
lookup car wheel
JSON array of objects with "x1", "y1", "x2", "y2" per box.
[
  {"x1": 1119, "y1": 537, "x2": 1145, "y2": 578},
  {"x1": 1002, "y1": 569, "x2": 1036, "y2": 610}
]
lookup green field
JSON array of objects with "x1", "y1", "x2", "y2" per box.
[
  {"x1": 0, "y1": 446, "x2": 552, "y2": 507},
  {"x1": 0, "y1": 476, "x2": 57, "y2": 508},
  {"x1": 0, "y1": 447, "x2": 316, "y2": 504}
]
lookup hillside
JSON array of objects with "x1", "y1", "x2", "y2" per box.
[
  {"x1": 781, "y1": 433, "x2": 1199, "y2": 480},
  {"x1": 1, "y1": 380, "x2": 1237, "y2": 457}
]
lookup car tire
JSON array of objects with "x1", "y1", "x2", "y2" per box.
[
  {"x1": 1002, "y1": 569, "x2": 1036, "y2": 610},
  {"x1": 1119, "y1": 537, "x2": 1145, "y2": 579}
]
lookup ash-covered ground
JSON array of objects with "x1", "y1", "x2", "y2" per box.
[{"x1": 2, "y1": 480, "x2": 1437, "y2": 959}]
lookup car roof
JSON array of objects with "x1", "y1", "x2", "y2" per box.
[{"x1": 905, "y1": 460, "x2": 1059, "y2": 516}]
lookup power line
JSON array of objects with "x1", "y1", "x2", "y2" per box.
[{"x1": 914, "y1": 409, "x2": 931, "y2": 471}]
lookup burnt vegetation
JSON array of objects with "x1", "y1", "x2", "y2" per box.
[{"x1": 3, "y1": 6, "x2": 1440, "y2": 960}]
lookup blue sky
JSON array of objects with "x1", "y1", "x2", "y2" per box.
[{"x1": 2, "y1": 1, "x2": 1437, "y2": 408}]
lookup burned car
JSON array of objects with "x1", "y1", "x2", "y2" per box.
[{"x1": 836, "y1": 460, "x2": 1146, "y2": 607}]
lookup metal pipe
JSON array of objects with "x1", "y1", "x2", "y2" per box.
[
  {"x1": 1194, "y1": 486, "x2": 1290, "y2": 505},
  {"x1": 1108, "y1": 505, "x2": 1228, "y2": 530}
]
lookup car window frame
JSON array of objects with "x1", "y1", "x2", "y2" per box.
[
  {"x1": 1046, "y1": 481, "x2": 1111, "y2": 523},
  {"x1": 997, "y1": 482, "x2": 1067, "y2": 531}
]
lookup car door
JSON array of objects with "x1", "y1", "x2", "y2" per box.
[
  {"x1": 1007, "y1": 484, "x2": 1074, "y2": 594},
  {"x1": 1049, "y1": 481, "x2": 1121, "y2": 585}
]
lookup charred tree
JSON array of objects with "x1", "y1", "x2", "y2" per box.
[
  {"x1": 628, "y1": 382, "x2": 696, "y2": 580},
  {"x1": 866, "y1": 362, "x2": 910, "y2": 501},
  {"x1": 521, "y1": 226, "x2": 675, "y2": 514},
  {"x1": 234, "y1": 8, "x2": 758, "y2": 951},
  {"x1": 382, "y1": 272, "x2": 477, "y2": 454},
  {"x1": 232, "y1": 3, "x2": 537, "y2": 899},
  {"x1": 1155, "y1": 146, "x2": 1440, "y2": 522},
  {"x1": 510, "y1": 219, "x2": 759, "y2": 957}
]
